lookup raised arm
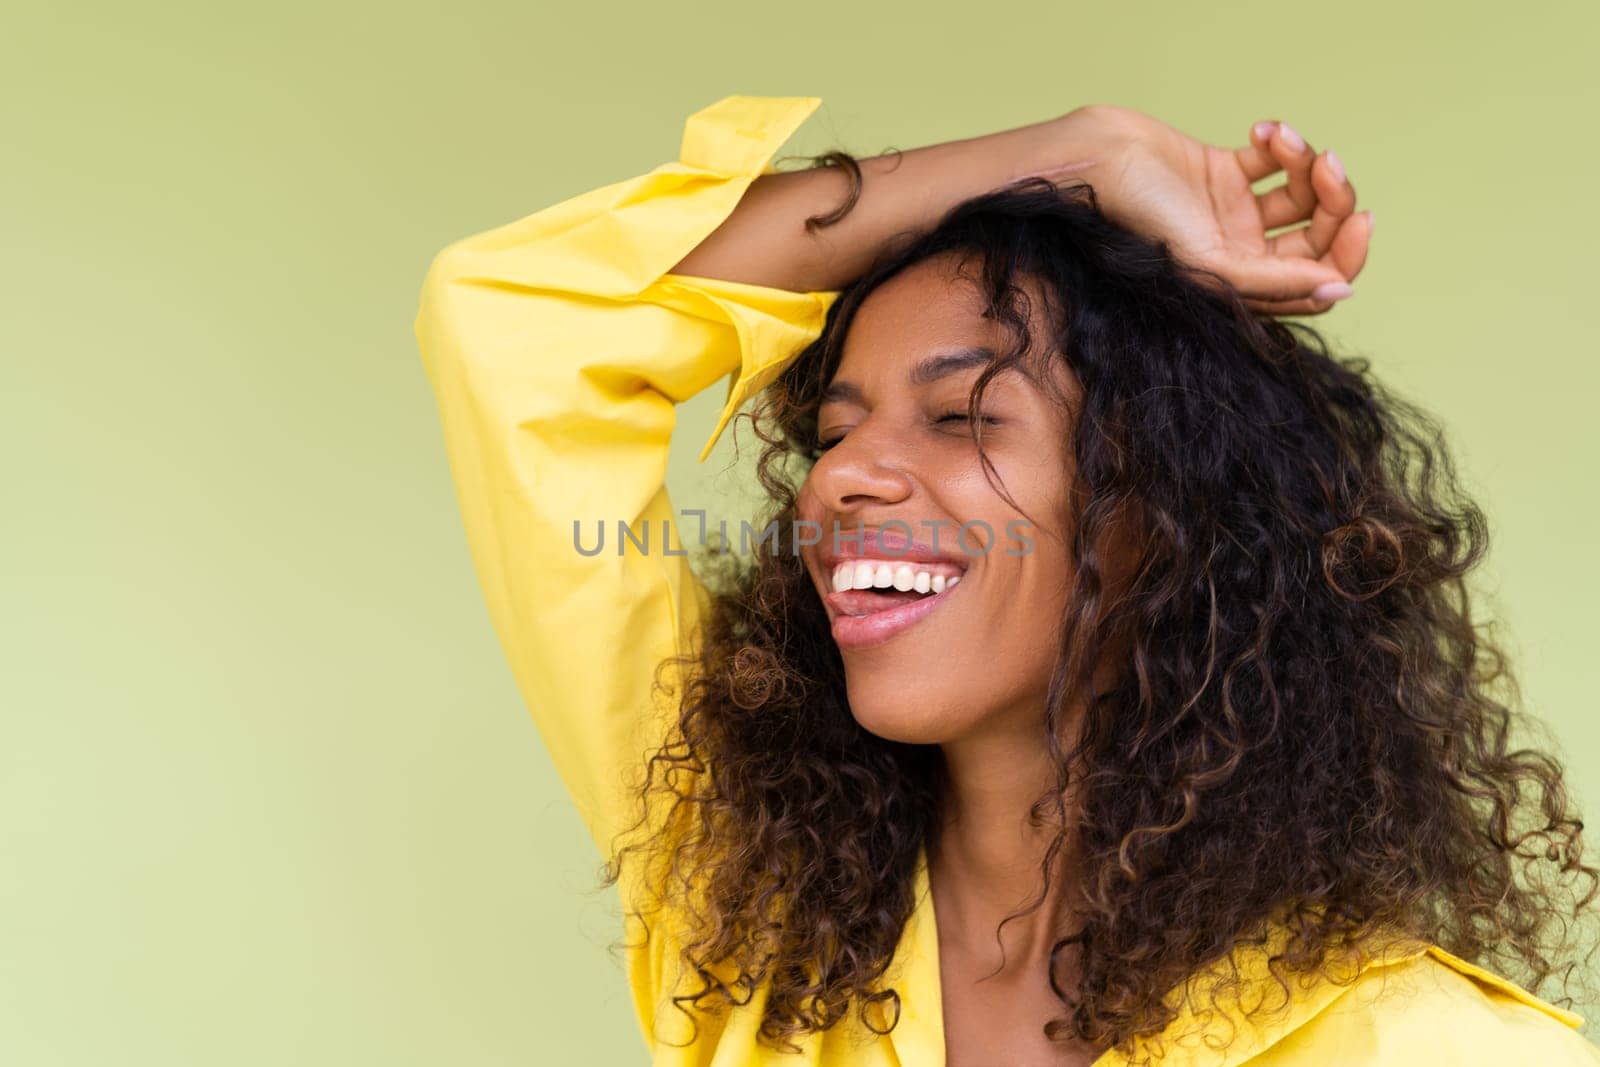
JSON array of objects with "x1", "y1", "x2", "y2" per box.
[
  {"x1": 675, "y1": 102, "x2": 1371, "y2": 314},
  {"x1": 412, "y1": 97, "x2": 838, "y2": 856},
  {"x1": 410, "y1": 93, "x2": 1367, "y2": 863}
]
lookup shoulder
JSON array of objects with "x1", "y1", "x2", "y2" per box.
[{"x1": 1255, "y1": 945, "x2": 1600, "y2": 1066}]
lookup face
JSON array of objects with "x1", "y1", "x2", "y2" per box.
[{"x1": 796, "y1": 253, "x2": 1081, "y2": 745}]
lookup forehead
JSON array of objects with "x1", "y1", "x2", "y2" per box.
[
  {"x1": 840, "y1": 254, "x2": 998, "y2": 358},
  {"x1": 831, "y1": 252, "x2": 1070, "y2": 399}
]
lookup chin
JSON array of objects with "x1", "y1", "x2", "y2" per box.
[
  {"x1": 844, "y1": 676, "x2": 965, "y2": 745},
  {"x1": 852, "y1": 714, "x2": 946, "y2": 745}
]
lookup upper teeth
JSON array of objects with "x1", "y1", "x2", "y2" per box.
[{"x1": 830, "y1": 560, "x2": 964, "y2": 595}]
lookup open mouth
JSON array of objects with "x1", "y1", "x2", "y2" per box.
[
  {"x1": 823, "y1": 559, "x2": 967, "y2": 650},
  {"x1": 830, "y1": 559, "x2": 963, "y2": 597}
]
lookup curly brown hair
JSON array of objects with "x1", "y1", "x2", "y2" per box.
[{"x1": 598, "y1": 157, "x2": 1600, "y2": 1060}]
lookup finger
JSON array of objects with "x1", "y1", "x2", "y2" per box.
[
  {"x1": 1255, "y1": 123, "x2": 1318, "y2": 230},
  {"x1": 1323, "y1": 210, "x2": 1373, "y2": 282},
  {"x1": 1263, "y1": 223, "x2": 1316, "y2": 262},
  {"x1": 1302, "y1": 150, "x2": 1357, "y2": 256},
  {"x1": 1243, "y1": 210, "x2": 1371, "y2": 315},
  {"x1": 1198, "y1": 245, "x2": 1349, "y2": 303},
  {"x1": 1266, "y1": 204, "x2": 1346, "y2": 263},
  {"x1": 1246, "y1": 231, "x2": 1367, "y2": 315},
  {"x1": 1234, "y1": 120, "x2": 1282, "y2": 182},
  {"x1": 1258, "y1": 151, "x2": 1360, "y2": 263},
  {"x1": 1243, "y1": 293, "x2": 1343, "y2": 317}
]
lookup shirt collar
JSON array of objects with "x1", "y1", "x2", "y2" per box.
[
  {"x1": 867, "y1": 845, "x2": 1465, "y2": 1067},
  {"x1": 1095, "y1": 919, "x2": 1433, "y2": 1067},
  {"x1": 864, "y1": 844, "x2": 946, "y2": 1066}
]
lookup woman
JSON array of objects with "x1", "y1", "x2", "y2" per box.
[{"x1": 414, "y1": 96, "x2": 1600, "y2": 1065}]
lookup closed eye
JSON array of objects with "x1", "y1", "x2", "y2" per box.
[
  {"x1": 935, "y1": 411, "x2": 1001, "y2": 429},
  {"x1": 813, "y1": 412, "x2": 1002, "y2": 454}
]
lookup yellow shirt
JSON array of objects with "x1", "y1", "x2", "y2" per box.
[{"x1": 413, "y1": 94, "x2": 1599, "y2": 1065}]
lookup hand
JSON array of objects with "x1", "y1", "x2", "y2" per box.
[{"x1": 1049, "y1": 105, "x2": 1373, "y2": 317}]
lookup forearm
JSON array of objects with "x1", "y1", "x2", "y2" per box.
[{"x1": 669, "y1": 106, "x2": 1118, "y2": 293}]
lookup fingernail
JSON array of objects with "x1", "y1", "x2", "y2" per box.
[
  {"x1": 1324, "y1": 150, "x2": 1346, "y2": 183},
  {"x1": 1311, "y1": 281, "x2": 1353, "y2": 302},
  {"x1": 1253, "y1": 121, "x2": 1277, "y2": 141},
  {"x1": 1278, "y1": 123, "x2": 1306, "y2": 152},
  {"x1": 1365, "y1": 210, "x2": 1375, "y2": 235}
]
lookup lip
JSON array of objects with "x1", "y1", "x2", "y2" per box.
[
  {"x1": 816, "y1": 524, "x2": 974, "y2": 572},
  {"x1": 824, "y1": 576, "x2": 965, "y2": 651}
]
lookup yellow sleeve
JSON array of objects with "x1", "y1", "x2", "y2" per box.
[{"x1": 413, "y1": 95, "x2": 840, "y2": 857}]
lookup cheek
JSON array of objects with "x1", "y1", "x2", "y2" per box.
[
  {"x1": 840, "y1": 547, "x2": 1074, "y2": 745},
  {"x1": 980, "y1": 543, "x2": 1074, "y2": 681}
]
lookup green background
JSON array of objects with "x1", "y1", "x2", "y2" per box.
[{"x1": 6, "y1": 1, "x2": 1597, "y2": 1062}]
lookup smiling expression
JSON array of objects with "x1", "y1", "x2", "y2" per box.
[{"x1": 795, "y1": 252, "x2": 1083, "y2": 745}]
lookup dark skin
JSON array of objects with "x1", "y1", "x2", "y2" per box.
[
  {"x1": 673, "y1": 103, "x2": 1370, "y2": 1065},
  {"x1": 673, "y1": 104, "x2": 1370, "y2": 312},
  {"x1": 796, "y1": 253, "x2": 1099, "y2": 1065}
]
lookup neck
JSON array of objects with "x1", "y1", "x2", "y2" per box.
[{"x1": 928, "y1": 710, "x2": 1085, "y2": 980}]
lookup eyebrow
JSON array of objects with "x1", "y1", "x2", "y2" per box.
[{"x1": 821, "y1": 345, "x2": 1000, "y2": 406}]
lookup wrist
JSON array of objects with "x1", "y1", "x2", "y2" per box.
[{"x1": 1010, "y1": 105, "x2": 1134, "y2": 189}]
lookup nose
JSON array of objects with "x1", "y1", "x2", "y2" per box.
[{"x1": 806, "y1": 417, "x2": 916, "y2": 516}]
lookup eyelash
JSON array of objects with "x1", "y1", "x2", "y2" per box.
[{"x1": 814, "y1": 411, "x2": 1000, "y2": 453}]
